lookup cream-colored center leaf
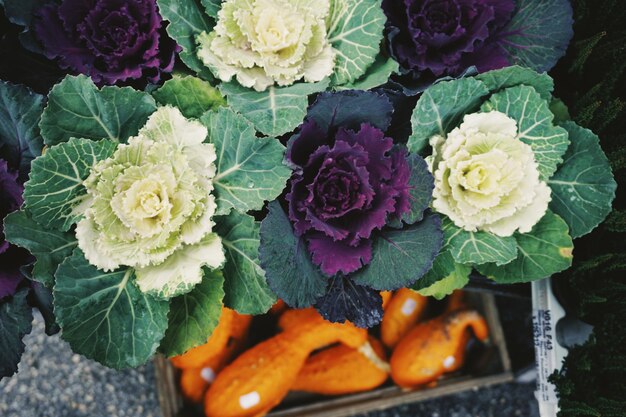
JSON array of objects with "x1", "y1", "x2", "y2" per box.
[{"x1": 430, "y1": 111, "x2": 551, "y2": 237}]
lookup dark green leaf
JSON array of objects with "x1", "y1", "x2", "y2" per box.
[
  {"x1": 39, "y1": 75, "x2": 157, "y2": 146},
  {"x1": 157, "y1": 0, "x2": 216, "y2": 80},
  {"x1": 0, "y1": 289, "x2": 33, "y2": 379},
  {"x1": 160, "y1": 269, "x2": 224, "y2": 357},
  {"x1": 315, "y1": 276, "x2": 383, "y2": 328},
  {"x1": 475, "y1": 66, "x2": 554, "y2": 100},
  {"x1": 352, "y1": 212, "x2": 443, "y2": 291},
  {"x1": 3, "y1": 210, "x2": 77, "y2": 287},
  {"x1": 482, "y1": 85, "x2": 569, "y2": 180},
  {"x1": 500, "y1": 0, "x2": 573, "y2": 72},
  {"x1": 444, "y1": 220, "x2": 518, "y2": 266},
  {"x1": 327, "y1": 0, "x2": 386, "y2": 85},
  {"x1": 219, "y1": 80, "x2": 330, "y2": 137},
  {"x1": 334, "y1": 55, "x2": 399, "y2": 91},
  {"x1": 0, "y1": 80, "x2": 44, "y2": 181},
  {"x1": 152, "y1": 75, "x2": 225, "y2": 119},
  {"x1": 200, "y1": 0, "x2": 222, "y2": 18},
  {"x1": 395, "y1": 153, "x2": 434, "y2": 225},
  {"x1": 476, "y1": 211, "x2": 573, "y2": 283},
  {"x1": 408, "y1": 77, "x2": 489, "y2": 154},
  {"x1": 548, "y1": 122, "x2": 617, "y2": 238},
  {"x1": 201, "y1": 107, "x2": 291, "y2": 215},
  {"x1": 2, "y1": 0, "x2": 46, "y2": 53},
  {"x1": 23, "y1": 137, "x2": 117, "y2": 231},
  {"x1": 259, "y1": 201, "x2": 327, "y2": 308},
  {"x1": 216, "y1": 211, "x2": 277, "y2": 315},
  {"x1": 54, "y1": 250, "x2": 169, "y2": 369}
]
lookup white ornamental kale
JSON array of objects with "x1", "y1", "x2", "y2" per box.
[
  {"x1": 76, "y1": 106, "x2": 225, "y2": 298},
  {"x1": 197, "y1": 0, "x2": 335, "y2": 91},
  {"x1": 429, "y1": 111, "x2": 551, "y2": 237}
]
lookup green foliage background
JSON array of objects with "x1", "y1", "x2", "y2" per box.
[{"x1": 549, "y1": 0, "x2": 626, "y2": 415}]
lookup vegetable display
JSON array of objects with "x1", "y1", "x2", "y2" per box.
[
  {"x1": 0, "y1": 6, "x2": 619, "y2": 415},
  {"x1": 410, "y1": 66, "x2": 616, "y2": 296}
]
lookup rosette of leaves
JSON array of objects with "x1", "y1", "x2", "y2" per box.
[
  {"x1": 4, "y1": 74, "x2": 291, "y2": 368},
  {"x1": 0, "y1": 80, "x2": 60, "y2": 379},
  {"x1": 382, "y1": 0, "x2": 574, "y2": 92},
  {"x1": 157, "y1": 0, "x2": 400, "y2": 137},
  {"x1": 408, "y1": 66, "x2": 616, "y2": 298},
  {"x1": 258, "y1": 90, "x2": 443, "y2": 328}
]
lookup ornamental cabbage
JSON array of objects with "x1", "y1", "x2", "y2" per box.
[
  {"x1": 35, "y1": 0, "x2": 180, "y2": 86},
  {"x1": 287, "y1": 115, "x2": 412, "y2": 275},
  {"x1": 196, "y1": 0, "x2": 335, "y2": 91},
  {"x1": 382, "y1": 0, "x2": 514, "y2": 78},
  {"x1": 76, "y1": 106, "x2": 225, "y2": 298},
  {"x1": 429, "y1": 111, "x2": 551, "y2": 237}
]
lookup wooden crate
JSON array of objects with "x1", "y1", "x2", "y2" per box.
[{"x1": 155, "y1": 293, "x2": 512, "y2": 417}]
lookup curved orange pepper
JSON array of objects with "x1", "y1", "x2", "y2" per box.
[
  {"x1": 268, "y1": 299, "x2": 287, "y2": 316},
  {"x1": 445, "y1": 290, "x2": 467, "y2": 313},
  {"x1": 381, "y1": 288, "x2": 428, "y2": 349},
  {"x1": 204, "y1": 310, "x2": 367, "y2": 417},
  {"x1": 381, "y1": 291, "x2": 393, "y2": 310},
  {"x1": 292, "y1": 336, "x2": 389, "y2": 395},
  {"x1": 390, "y1": 309, "x2": 489, "y2": 388},
  {"x1": 171, "y1": 307, "x2": 235, "y2": 369}
]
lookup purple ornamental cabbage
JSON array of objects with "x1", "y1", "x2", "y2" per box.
[
  {"x1": 286, "y1": 105, "x2": 411, "y2": 276},
  {"x1": 0, "y1": 160, "x2": 27, "y2": 299},
  {"x1": 35, "y1": 0, "x2": 180, "y2": 85},
  {"x1": 382, "y1": 0, "x2": 515, "y2": 77}
]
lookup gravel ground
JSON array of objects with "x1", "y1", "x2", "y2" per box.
[
  {"x1": 1, "y1": 310, "x2": 539, "y2": 417},
  {"x1": 0, "y1": 314, "x2": 162, "y2": 417}
]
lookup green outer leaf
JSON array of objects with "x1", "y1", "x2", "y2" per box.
[
  {"x1": 408, "y1": 77, "x2": 489, "y2": 154},
  {"x1": 259, "y1": 201, "x2": 327, "y2": 309},
  {"x1": 157, "y1": 0, "x2": 216, "y2": 81},
  {"x1": 548, "y1": 122, "x2": 617, "y2": 238},
  {"x1": 3, "y1": 210, "x2": 77, "y2": 287},
  {"x1": 23, "y1": 138, "x2": 117, "y2": 231},
  {"x1": 219, "y1": 79, "x2": 330, "y2": 137},
  {"x1": 201, "y1": 107, "x2": 291, "y2": 215},
  {"x1": 475, "y1": 66, "x2": 554, "y2": 100},
  {"x1": 216, "y1": 211, "x2": 276, "y2": 315},
  {"x1": 476, "y1": 211, "x2": 573, "y2": 283},
  {"x1": 159, "y1": 269, "x2": 225, "y2": 357},
  {"x1": 416, "y1": 262, "x2": 471, "y2": 300},
  {"x1": 352, "y1": 212, "x2": 443, "y2": 291},
  {"x1": 500, "y1": 0, "x2": 573, "y2": 72},
  {"x1": 0, "y1": 80, "x2": 44, "y2": 181},
  {"x1": 39, "y1": 75, "x2": 157, "y2": 146},
  {"x1": 411, "y1": 250, "x2": 455, "y2": 291},
  {"x1": 54, "y1": 250, "x2": 169, "y2": 369},
  {"x1": 2, "y1": 0, "x2": 46, "y2": 53},
  {"x1": 200, "y1": 0, "x2": 221, "y2": 18},
  {"x1": 396, "y1": 153, "x2": 434, "y2": 225},
  {"x1": 482, "y1": 84, "x2": 569, "y2": 181},
  {"x1": 327, "y1": 0, "x2": 385, "y2": 86},
  {"x1": 0, "y1": 289, "x2": 33, "y2": 379},
  {"x1": 444, "y1": 220, "x2": 518, "y2": 266},
  {"x1": 334, "y1": 55, "x2": 398, "y2": 91},
  {"x1": 152, "y1": 75, "x2": 226, "y2": 119}
]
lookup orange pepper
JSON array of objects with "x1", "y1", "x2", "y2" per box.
[
  {"x1": 381, "y1": 288, "x2": 428, "y2": 349},
  {"x1": 204, "y1": 309, "x2": 367, "y2": 417},
  {"x1": 178, "y1": 311, "x2": 252, "y2": 403},
  {"x1": 171, "y1": 307, "x2": 235, "y2": 369},
  {"x1": 292, "y1": 336, "x2": 389, "y2": 395},
  {"x1": 268, "y1": 299, "x2": 287, "y2": 316},
  {"x1": 381, "y1": 291, "x2": 393, "y2": 310},
  {"x1": 390, "y1": 309, "x2": 489, "y2": 388},
  {"x1": 445, "y1": 290, "x2": 467, "y2": 313}
]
